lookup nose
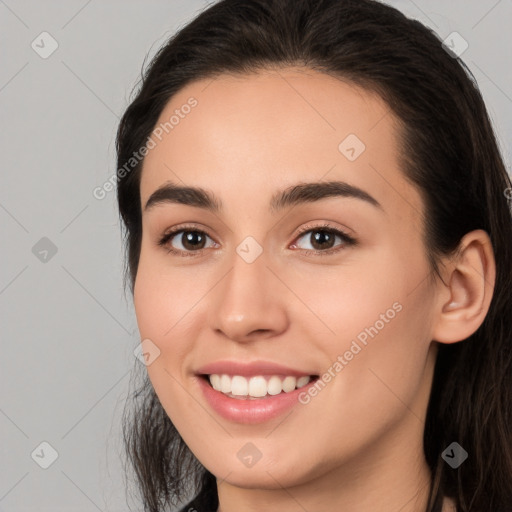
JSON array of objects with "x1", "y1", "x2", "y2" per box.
[{"x1": 208, "y1": 248, "x2": 289, "y2": 343}]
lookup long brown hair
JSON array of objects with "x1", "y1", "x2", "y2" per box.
[{"x1": 116, "y1": 0, "x2": 512, "y2": 510}]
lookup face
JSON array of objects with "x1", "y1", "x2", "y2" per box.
[{"x1": 133, "y1": 68, "x2": 440, "y2": 490}]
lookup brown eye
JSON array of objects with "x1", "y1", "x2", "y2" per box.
[
  {"x1": 158, "y1": 228, "x2": 217, "y2": 255},
  {"x1": 175, "y1": 231, "x2": 208, "y2": 251},
  {"x1": 305, "y1": 230, "x2": 337, "y2": 250},
  {"x1": 291, "y1": 226, "x2": 356, "y2": 255}
]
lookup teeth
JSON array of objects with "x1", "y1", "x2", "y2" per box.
[
  {"x1": 248, "y1": 376, "x2": 267, "y2": 397},
  {"x1": 231, "y1": 375, "x2": 248, "y2": 396},
  {"x1": 220, "y1": 374, "x2": 231, "y2": 393},
  {"x1": 267, "y1": 376, "x2": 282, "y2": 396},
  {"x1": 282, "y1": 376, "x2": 296, "y2": 392},
  {"x1": 297, "y1": 375, "x2": 311, "y2": 388},
  {"x1": 208, "y1": 374, "x2": 313, "y2": 398}
]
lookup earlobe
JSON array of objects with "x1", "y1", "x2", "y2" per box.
[{"x1": 432, "y1": 229, "x2": 496, "y2": 344}]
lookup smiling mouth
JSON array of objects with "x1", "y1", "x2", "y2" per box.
[{"x1": 199, "y1": 373, "x2": 320, "y2": 400}]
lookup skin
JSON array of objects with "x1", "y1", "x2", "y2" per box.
[{"x1": 133, "y1": 67, "x2": 495, "y2": 512}]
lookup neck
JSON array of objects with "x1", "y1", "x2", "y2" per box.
[{"x1": 217, "y1": 413, "x2": 433, "y2": 512}]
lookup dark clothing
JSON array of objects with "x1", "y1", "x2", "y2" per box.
[
  {"x1": 178, "y1": 492, "x2": 217, "y2": 512},
  {"x1": 177, "y1": 480, "x2": 218, "y2": 512}
]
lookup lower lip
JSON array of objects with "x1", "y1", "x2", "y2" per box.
[{"x1": 196, "y1": 375, "x2": 318, "y2": 424}]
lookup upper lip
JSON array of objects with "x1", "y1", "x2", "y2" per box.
[{"x1": 196, "y1": 360, "x2": 317, "y2": 378}]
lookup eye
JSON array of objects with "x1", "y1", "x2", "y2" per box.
[
  {"x1": 158, "y1": 222, "x2": 357, "y2": 257},
  {"x1": 291, "y1": 223, "x2": 357, "y2": 256},
  {"x1": 158, "y1": 225, "x2": 217, "y2": 256}
]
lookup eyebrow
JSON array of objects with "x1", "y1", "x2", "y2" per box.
[{"x1": 143, "y1": 180, "x2": 382, "y2": 214}]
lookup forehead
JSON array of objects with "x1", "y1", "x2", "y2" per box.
[{"x1": 139, "y1": 67, "x2": 422, "y2": 224}]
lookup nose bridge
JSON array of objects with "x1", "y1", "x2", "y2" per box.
[{"x1": 209, "y1": 243, "x2": 288, "y2": 341}]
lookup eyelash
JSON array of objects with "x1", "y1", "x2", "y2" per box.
[{"x1": 157, "y1": 222, "x2": 357, "y2": 258}]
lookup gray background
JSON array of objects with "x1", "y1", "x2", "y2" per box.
[{"x1": 1, "y1": 1, "x2": 510, "y2": 511}]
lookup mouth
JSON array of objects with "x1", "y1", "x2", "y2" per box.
[{"x1": 198, "y1": 373, "x2": 320, "y2": 400}]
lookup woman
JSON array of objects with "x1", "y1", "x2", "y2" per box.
[{"x1": 116, "y1": 0, "x2": 512, "y2": 510}]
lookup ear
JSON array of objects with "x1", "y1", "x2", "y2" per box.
[{"x1": 432, "y1": 229, "x2": 496, "y2": 344}]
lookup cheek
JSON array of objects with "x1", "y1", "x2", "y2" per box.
[
  {"x1": 133, "y1": 257, "x2": 203, "y2": 428},
  {"x1": 133, "y1": 248, "x2": 200, "y2": 347},
  {"x1": 133, "y1": 248, "x2": 217, "y2": 400},
  {"x1": 285, "y1": 247, "x2": 417, "y2": 345},
  {"x1": 133, "y1": 270, "x2": 169, "y2": 343},
  {"x1": 288, "y1": 244, "x2": 435, "y2": 408}
]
